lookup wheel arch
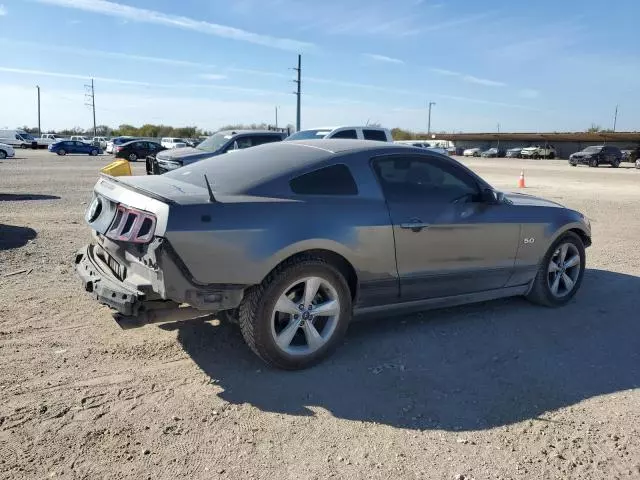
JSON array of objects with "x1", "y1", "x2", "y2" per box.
[{"x1": 262, "y1": 248, "x2": 359, "y2": 302}]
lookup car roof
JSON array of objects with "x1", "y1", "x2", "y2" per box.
[{"x1": 217, "y1": 129, "x2": 284, "y2": 136}]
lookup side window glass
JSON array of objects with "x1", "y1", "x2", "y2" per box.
[
  {"x1": 331, "y1": 129, "x2": 358, "y2": 139},
  {"x1": 235, "y1": 137, "x2": 253, "y2": 149},
  {"x1": 363, "y1": 129, "x2": 388, "y2": 141},
  {"x1": 372, "y1": 156, "x2": 478, "y2": 203},
  {"x1": 290, "y1": 164, "x2": 358, "y2": 195}
]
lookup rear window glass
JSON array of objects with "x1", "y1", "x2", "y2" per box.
[
  {"x1": 290, "y1": 164, "x2": 358, "y2": 195},
  {"x1": 331, "y1": 130, "x2": 358, "y2": 139}
]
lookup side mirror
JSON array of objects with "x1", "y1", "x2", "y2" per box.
[{"x1": 481, "y1": 188, "x2": 503, "y2": 204}]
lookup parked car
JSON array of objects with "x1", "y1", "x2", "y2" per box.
[
  {"x1": 75, "y1": 139, "x2": 591, "y2": 370},
  {"x1": 394, "y1": 141, "x2": 448, "y2": 155},
  {"x1": 481, "y1": 148, "x2": 505, "y2": 158},
  {"x1": 48, "y1": 140, "x2": 102, "y2": 156},
  {"x1": 521, "y1": 145, "x2": 556, "y2": 159},
  {"x1": 621, "y1": 146, "x2": 639, "y2": 162},
  {"x1": 106, "y1": 136, "x2": 139, "y2": 154},
  {"x1": 92, "y1": 136, "x2": 109, "y2": 149},
  {"x1": 148, "y1": 129, "x2": 286, "y2": 175},
  {"x1": 568, "y1": 145, "x2": 622, "y2": 168},
  {"x1": 463, "y1": 147, "x2": 482, "y2": 157},
  {"x1": 506, "y1": 147, "x2": 524, "y2": 158},
  {"x1": 115, "y1": 140, "x2": 166, "y2": 162},
  {"x1": 70, "y1": 135, "x2": 91, "y2": 143},
  {"x1": 0, "y1": 129, "x2": 38, "y2": 149},
  {"x1": 37, "y1": 133, "x2": 67, "y2": 147},
  {"x1": 161, "y1": 137, "x2": 188, "y2": 149},
  {"x1": 0, "y1": 142, "x2": 16, "y2": 159},
  {"x1": 285, "y1": 126, "x2": 393, "y2": 142}
]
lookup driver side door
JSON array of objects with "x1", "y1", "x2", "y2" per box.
[{"x1": 372, "y1": 154, "x2": 521, "y2": 301}]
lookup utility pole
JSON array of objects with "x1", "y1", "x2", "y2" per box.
[
  {"x1": 427, "y1": 101, "x2": 436, "y2": 135},
  {"x1": 292, "y1": 54, "x2": 302, "y2": 131},
  {"x1": 275, "y1": 106, "x2": 279, "y2": 129},
  {"x1": 497, "y1": 122, "x2": 500, "y2": 150},
  {"x1": 84, "y1": 78, "x2": 96, "y2": 136},
  {"x1": 613, "y1": 104, "x2": 619, "y2": 132},
  {"x1": 36, "y1": 85, "x2": 41, "y2": 137}
]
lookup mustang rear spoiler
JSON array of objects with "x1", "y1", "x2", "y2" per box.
[{"x1": 98, "y1": 173, "x2": 177, "y2": 205}]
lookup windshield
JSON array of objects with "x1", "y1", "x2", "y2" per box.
[
  {"x1": 19, "y1": 132, "x2": 35, "y2": 141},
  {"x1": 197, "y1": 132, "x2": 230, "y2": 152},
  {"x1": 584, "y1": 146, "x2": 603, "y2": 153},
  {"x1": 285, "y1": 129, "x2": 331, "y2": 141}
]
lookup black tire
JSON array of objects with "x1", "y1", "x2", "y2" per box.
[
  {"x1": 548, "y1": 153, "x2": 555, "y2": 159},
  {"x1": 0, "y1": 150, "x2": 6, "y2": 159},
  {"x1": 611, "y1": 159, "x2": 620, "y2": 168},
  {"x1": 526, "y1": 232, "x2": 586, "y2": 307},
  {"x1": 128, "y1": 153, "x2": 138, "y2": 162},
  {"x1": 21, "y1": 144, "x2": 29, "y2": 149},
  {"x1": 589, "y1": 158, "x2": 599, "y2": 167},
  {"x1": 57, "y1": 149, "x2": 66, "y2": 156},
  {"x1": 90, "y1": 149, "x2": 98, "y2": 156},
  {"x1": 569, "y1": 161, "x2": 577, "y2": 167},
  {"x1": 238, "y1": 256, "x2": 352, "y2": 370}
]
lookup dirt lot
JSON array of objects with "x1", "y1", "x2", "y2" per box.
[{"x1": 1, "y1": 150, "x2": 639, "y2": 480}]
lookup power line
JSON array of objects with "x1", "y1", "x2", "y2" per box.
[{"x1": 84, "y1": 78, "x2": 96, "y2": 136}]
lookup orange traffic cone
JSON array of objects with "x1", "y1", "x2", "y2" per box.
[{"x1": 518, "y1": 169, "x2": 526, "y2": 188}]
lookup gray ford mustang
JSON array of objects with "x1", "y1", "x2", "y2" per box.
[{"x1": 75, "y1": 140, "x2": 592, "y2": 369}]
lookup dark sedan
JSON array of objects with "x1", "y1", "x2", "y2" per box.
[
  {"x1": 569, "y1": 145, "x2": 622, "y2": 168},
  {"x1": 115, "y1": 140, "x2": 166, "y2": 162},
  {"x1": 481, "y1": 148, "x2": 505, "y2": 158},
  {"x1": 75, "y1": 140, "x2": 591, "y2": 369},
  {"x1": 48, "y1": 140, "x2": 102, "y2": 156}
]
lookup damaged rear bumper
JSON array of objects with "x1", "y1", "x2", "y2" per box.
[
  {"x1": 75, "y1": 244, "x2": 145, "y2": 316},
  {"x1": 74, "y1": 240, "x2": 247, "y2": 324}
]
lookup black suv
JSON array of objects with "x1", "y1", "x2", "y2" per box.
[
  {"x1": 147, "y1": 130, "x2": 286, "y2": 175},
  {"x1": 569, "y1": 145, "x2": 623, "y2": 168}
]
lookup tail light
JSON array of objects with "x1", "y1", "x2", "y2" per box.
[
  {"x1": 106, "y1": 204, "x2": 156, "y2": 243},
  {"x1": 116, "y1": 146, "x2": 123, "y2": 152}
]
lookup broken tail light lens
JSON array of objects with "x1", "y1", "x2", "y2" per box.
[{"x1": 106, "y1": 205, "x2": 157, "y2": 244}]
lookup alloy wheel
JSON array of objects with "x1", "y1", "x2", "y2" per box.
[
  {"x1": 547, "y1": 243, "x2": 581, "y2": 298},
  {"x1": 270, "y1": 276, "x2": 340, "y2": 356}
]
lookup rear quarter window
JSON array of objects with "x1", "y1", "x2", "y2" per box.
[
  {"x1": 330, "y1": 129, "x2": 358, "y2": 139},
  {"x1": 290, "y1": 164, "x2": 358, "y2": 195}
]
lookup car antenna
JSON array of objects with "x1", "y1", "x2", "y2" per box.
[{"x1": 203, "y1": 174, "x2": 216, "y2": 203}]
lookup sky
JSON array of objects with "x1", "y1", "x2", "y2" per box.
[{"x1": 0, "y1": 0, "x2": 639, "y2": 133}]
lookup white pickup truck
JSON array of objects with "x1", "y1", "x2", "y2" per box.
[{"x1": 36, "y1": 134, "x2": 67, "y2": 147}]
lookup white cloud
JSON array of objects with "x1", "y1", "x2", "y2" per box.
[
  {"x1": 199, "y1": 74, "x2": 227, "y2": 81},
  {"x1": 33, "y1": 0, "x2": 314, "y2": 51},
  {"x1": 431, "y1": 68, "x2": 506, "y2": 87},
  {"x1": 0, "y1": 4, "x2": 6, "y2": 15},
  {"x1": 363, "y1": 53, "x2": 404, "y2": 65},
  {"x1": 0, "y1": 38, "x2": 215, "y2": 68}
]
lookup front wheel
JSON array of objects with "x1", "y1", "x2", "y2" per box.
[
  {"x1": 57, "y1": 149, "x2": 66, "y2": 156},
  {"x1": 589, "y1": 158, "x2": 599, "y2": 167},
  {"x1": 548, "y1": 153, "x2": 555, "y2": 159},
  {"x1": 90, "y1": 149, "x2": 98, "y2": 156},
  {"x1": 128, "y1": 153, "x2": 138, "y2": 162},
  {"x1": 0, "y1": 150, "x2": 6, "y2": 159},
  {"x1": 611, "y1": 159, "x2": 620, "y2": 168},
  {"x1": 526, "y1": 232, "x2": 586, "y2": 307},
  {"x1": 238, "y1": 257, "x2": 352, "y2": 370}
]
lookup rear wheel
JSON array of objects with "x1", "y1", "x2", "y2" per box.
[
  {"x1": 238, "y1": 257, "x2": 352, "y2": 370},
  {"x1": 526, "y1": 232, "x2": 585, "y2": 307},
  {"x1": 0, "y1": 150, "x2": 6, "y2": 159},
  {"x1": 128, "y1": 153, "x2": 138, "y2": 162},
  {"x1": 611, "y1": 159, "x2": 620, "y2": 168},
  {"x1": 548, "y1": 152, "x2": 555, "y2": 159},
  {"x1": 90, "y1": 149, "x2": 98, "y2": 156},
  {"x1": 589, "y1": 158, "x2": 599, "y2": 167},
  {"x1": 21, "y1": 144, "x2": 29, "y2": 149},
  {"x1": 57, "y1": 149, "x2": 66, "y2": 156}
]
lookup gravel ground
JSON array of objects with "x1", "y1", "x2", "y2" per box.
[{"x1": 1, "y1": 150, "x2": 639, "y2": 480}]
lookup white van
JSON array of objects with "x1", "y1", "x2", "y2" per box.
[
  {"x1": 161, "y1": 137, "x2": 187, "y2": 149},
  {"x1": 284, "y1": 126, "x2": 393, "y2": 142},
  {"x1": 0, "y1": 129, "x2": 37, "y2": 148}
]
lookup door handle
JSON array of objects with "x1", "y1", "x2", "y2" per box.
[{"x1": 399, "y1": 218, "x2": 430, "y2": 232}]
